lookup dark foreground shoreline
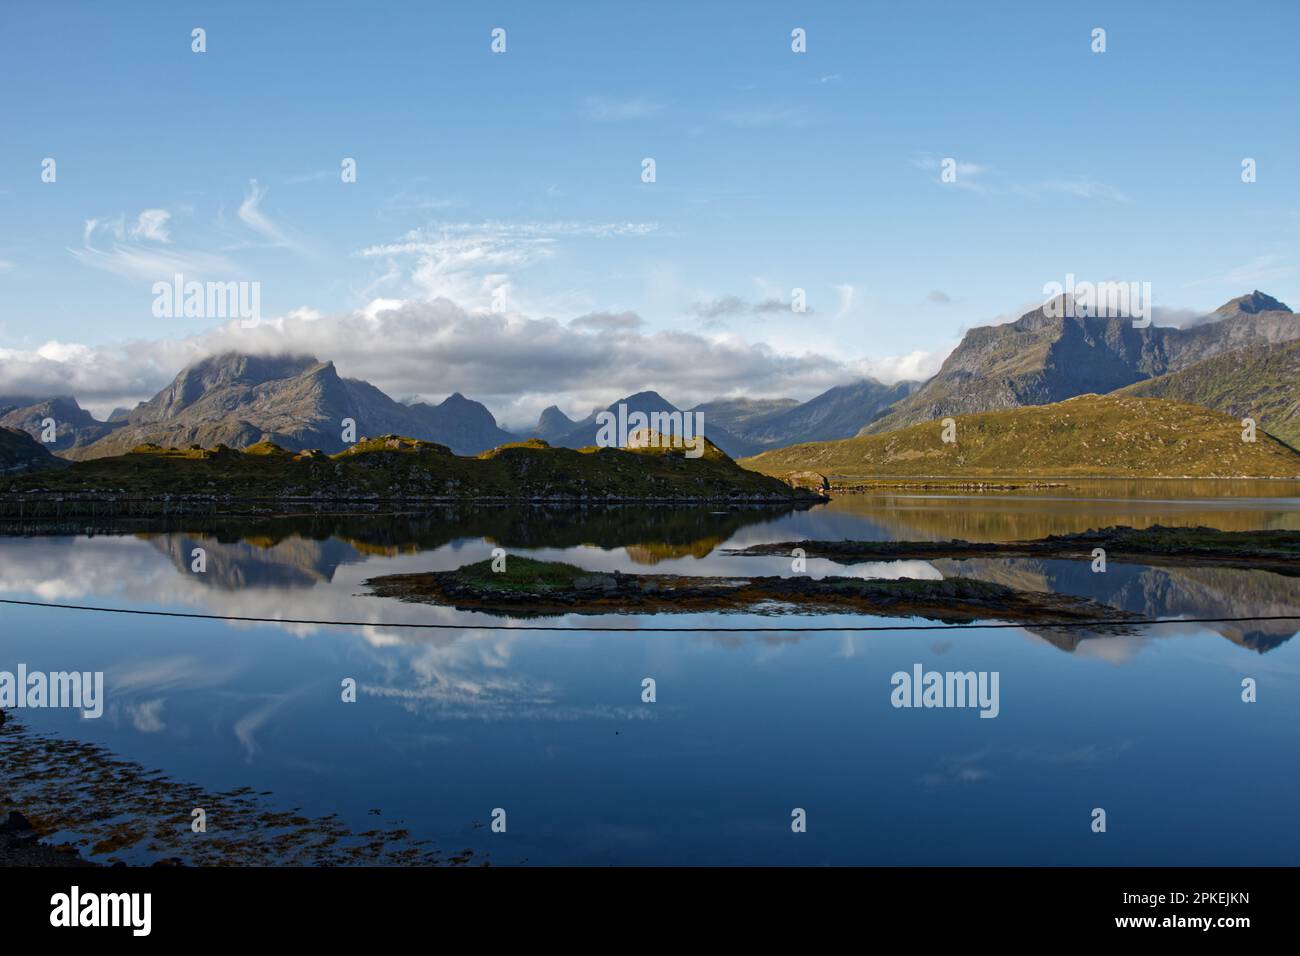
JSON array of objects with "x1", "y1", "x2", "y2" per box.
[
  {"x1": 0, "y1": 710, "x2": 90, "y2": 866},
  {"x1": 0, "y1": 709, "x2": 483, "y2": 867},
  {"x1": 0, "y1": 817, "x2": 92, "y2": 867}
]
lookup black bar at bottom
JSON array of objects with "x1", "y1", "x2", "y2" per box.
[{"x1": 0, "y1": 866, "x2": 1279, "y2": 941}]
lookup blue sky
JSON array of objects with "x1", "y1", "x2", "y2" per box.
[{"x1": 1, "y1": 0, "x2": 1297, "y2": 424}]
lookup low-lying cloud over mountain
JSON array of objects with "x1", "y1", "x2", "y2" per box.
[
  {"x1": 6, "y1": 291, "x2": 1294, "y2": 456},
  {"x1": 0, "y1": 296, "x2": 930, "y2": 426}
]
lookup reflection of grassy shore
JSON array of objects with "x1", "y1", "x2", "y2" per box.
[
  {"x1": 723, "y1": 525, "x2": 1300, "y2": 576},
  {"x1": 365, "y1": 556, "x2": 1135, "y2": 625},
  {"x1": 822, "y1": 491, "x2": 1300, "y2": 546}
]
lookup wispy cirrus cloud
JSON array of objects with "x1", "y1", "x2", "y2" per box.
[
  {"x1": 581, "y1": 95, "x2": 665, "y2": 121},
  {"x1": 381, "y1": 192, "x2": 462, "y2": 214},
  {"x1": 913, "y1": 155, "x2": 1128, "y2": 202},
  {"x1": 284, "y1": 168, "x2": 336, "y2": 185},
  {"x1": 1010, "y1": 177, "x2": 1131, "y2": 203},
  {"x1": 71, "y1": 212, "x2": 239, "y2": 281},
  {"x1": 237, "y1": 179, "x2": 312, "y2": 253},
  {"x1": 1188, "y1": 253, "x2": 1293, "y2": 288},
  {"x1": 832, "y1": 282, "x2": 856, "y2": 319},
  {"x1": 689, "y1": 294, "x2": 811, "y2": 329},
  {"x1": 130, "y1": 208, "x2": 172, "y2": 243},
  {"x1": 721, "y1": 104, "x2": 808, "y2": 127},
  {"x1": 357, "y1": 220, "x2": 658, "y2": 308}
]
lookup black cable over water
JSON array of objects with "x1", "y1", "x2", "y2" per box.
[{"x1": 2, "y1": 597, "x2": 1299, "y2": 633}]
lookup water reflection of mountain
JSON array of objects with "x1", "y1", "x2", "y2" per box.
[
  {"x1": 934, "y1": 557, "x2": 1300, "y2": 653},
  {"x1": 144, "y1": 505, "x2": 799, "y2": 588},
  {"x1": 150, "y1": 532, "x2": 363, "y2": 590}
]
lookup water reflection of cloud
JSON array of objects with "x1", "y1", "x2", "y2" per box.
[
  {"x1": 356, "y1": 639, "x2": 660, "y2": 723},
  {"x1": 1035, "y1": 741, "x2": 1135, "y2": 766},
  {"x1": 920, "y1": 750, "x2": 993, "y2": 788},
  {"x1": 922, "y1": 740, "x2": 1135, "y2": 788},
  {"x1": 127, "y1": 698, "x2": 166, "y2": 733},
  {"x1": 693, "y1": 630, "x2": 814, "y2": 651},
  {"x1": 111, "y1": 656, "x2": 238, "y2": 695},
  {"x1": 366, "y1": 682, "x2": 658, "y2": 724},
  {"x1": 1070, "y1": 635, "x2": 1151, "y2": 664},
  {"x1": 233, "y1": 695, "x2": 292, "y2": 761}
]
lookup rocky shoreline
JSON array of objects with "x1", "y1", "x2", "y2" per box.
[
  {"x1": 830, "y1": 479, "x2": 1069, "y2": 493},
  {"x1": 0, "y1": 810, "x2": 93, "y2": 867},
  {"x1": 0, "y1": 709, "x2": 92, "y2": 866},
  {"x1": 0, "y1": 491, "x2": 824, "y2": 523},
  {"x1": 0, "y1": 707, "x2": 484, "y2": 866}
]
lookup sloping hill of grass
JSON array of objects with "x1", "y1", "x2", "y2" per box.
[
  {"x1": 1116, "y1": 339, "x2": 1300, "y2": 448},
  {"x1": 740, "y1": 395, "x2": 1300, "y2": 479}
]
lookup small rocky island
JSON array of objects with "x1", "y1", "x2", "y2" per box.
[{"x1": 364, "y1": 556, "x2": 1134, "y2": 625}]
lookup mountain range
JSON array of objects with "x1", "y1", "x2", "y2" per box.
[
  {"x1": 706, "y1": 378, "x2": 919, "y2": 445},
  {"x1": 0, "y1": 395, "x2": 119, "y2": 452},
  {"x1": 860, "y1": 291, "x2": 1298, "y2": 435},
  {"x1": 43, "y1": 353, "x2": 516, "y2": 459},
  {"x1": 0, "y1": 353, "x2": 917, "y2": 461},
  {"x1": 2, "y1": 290, "x2": 1296, "y2": 462},
  {"x1": 541, "y1": 391, "x2": 764, "y2": 457}
]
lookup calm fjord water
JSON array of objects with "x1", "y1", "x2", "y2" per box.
[{"x1": 2, "y1": 487, "x2": 1298, "y2": 865}]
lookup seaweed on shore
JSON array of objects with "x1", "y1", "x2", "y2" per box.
[{"x1": 0, "y1": 713, "x2": 483, "y2": 867}]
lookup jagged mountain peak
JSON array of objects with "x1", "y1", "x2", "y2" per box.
[
  {"x1": 538, "y1": 404, "x2": 573, "y2": 424},
  {"x1": 1214, "y1": 290, "x2": 1291, "y2": 316},
  {"x1": 532, "y1": 405, "x2": 578, "y2": 443}
]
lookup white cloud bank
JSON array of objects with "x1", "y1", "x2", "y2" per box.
[{"x1": 0, "y1": 297, "x2": 942, "y2": 426}]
